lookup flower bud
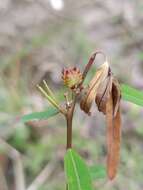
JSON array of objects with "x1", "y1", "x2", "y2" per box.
[{"x1": 62, "y1": 67, "x2": 83, "y2": 90}]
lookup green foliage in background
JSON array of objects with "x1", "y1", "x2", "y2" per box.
[{"x1": 21, "y1": 82, "x2": 143, "y2": 190}]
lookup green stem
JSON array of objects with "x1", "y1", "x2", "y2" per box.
[
  {"x1": 66, "y1": 95, "x2": 76, "y2": 150},
  {"x1": 66, "y1": 98, "x2": 76, "y2": 190},
  {"x1": 66, "y1": 110, "x2": 73, "y2": 149}
]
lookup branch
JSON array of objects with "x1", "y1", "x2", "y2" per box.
[
  {"x1": 27, "y1": 163, "x2": 56, "y2": 190},
  {"x1": 0, "y1": 138, "x2": 26, "y2": 190},
  {"x1": 0, "y1": 166, "x2": 8, "y2": 190}
]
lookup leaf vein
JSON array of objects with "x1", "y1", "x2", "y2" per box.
[{"x1": 70, "y1": 151, "x2": 82, "y2": 190}]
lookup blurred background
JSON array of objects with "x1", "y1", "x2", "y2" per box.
[{"x1": 0, "y1": 0, "x2": 143, "y2": 189}]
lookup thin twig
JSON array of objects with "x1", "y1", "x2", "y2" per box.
[
  {"x1": 27, "y1": 163, "x2": 56, "y2": 190},
  {"x1": 0, "y1": 166, "x2": 8, "y2": 190},
  {"x1": 0, "y1": 138, "x2": 26, "y2": 190}
]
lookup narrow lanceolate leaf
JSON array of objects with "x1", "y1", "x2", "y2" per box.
[
  {"x1": 121, "y1": 84, "x2": 143, "y2": 107},
  {"x1": 89, "y1": 165, "x2": 106, "y2": 180},
  {"x1": 21, "y1": 107, "x2": 59, "y2": 123},
  {"x1": 64, "y1": 149, "x2": 93, "y2": 190}
]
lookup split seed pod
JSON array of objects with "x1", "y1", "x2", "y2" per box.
[
  {"x1": 80, "y1": 61, "x2": 109, "y2": 114},
  {"x1": 80, "y1": 60, "x2": 121, "y2": 180}
]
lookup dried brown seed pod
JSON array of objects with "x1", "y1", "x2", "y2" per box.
[
  {"x1": 80, "y1": 61, "x2": 109, "y2": 114},
  {"x1": 80, "y1": 60, "x2": 122, "y2": 180}
]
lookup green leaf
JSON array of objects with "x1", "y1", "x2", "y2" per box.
[
  {"x1": 21, "y1": 107, "x2": 59, "y2": 123},
  {"x1": 64, "y1": 149, "x2": 93, "y2": 190},
  {"x1": 121, "y1": 84, "x2": 143, "y2": 107},
  {"x1": 89, "y1": 165, "x2": 106, "y2": 180}
]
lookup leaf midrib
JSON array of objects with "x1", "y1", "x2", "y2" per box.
[{"x1": 70, "y1": 151, "x2": 82, "y2": 190}]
